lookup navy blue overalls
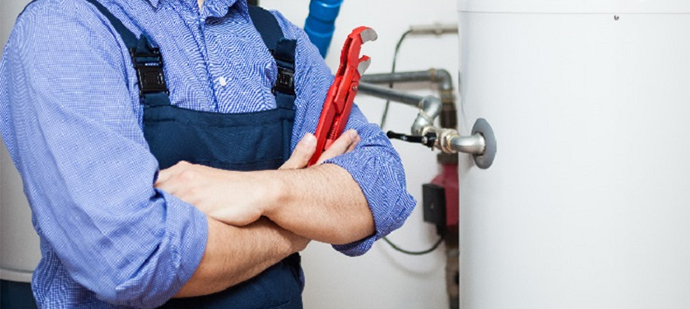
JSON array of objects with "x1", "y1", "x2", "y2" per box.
[{"x1": 84, "y1": 1, "x2": 304, "y2": 308}]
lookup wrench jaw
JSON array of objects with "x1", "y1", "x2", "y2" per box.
[
  {"x1": 343, "y1": 27, "x2": 377, "y2": 76},
  {"x1": 357, "y1": 56, "x2": 372, "y2": 77},
  {"x1": 358, "y1": 28, "x2": 378, "y2": 44}
]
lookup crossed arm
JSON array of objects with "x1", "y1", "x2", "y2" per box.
[
  {"x1": 162, "y1": 130, "x2": 375, "y2": 297},
  {"x1": 2, "y1": 5, "x2": 390, "y2": 305}
]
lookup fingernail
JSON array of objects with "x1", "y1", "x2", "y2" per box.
[
  {"x1": 348, "y1": 130, "x2": 359, "y2": 140},
  {"x1": 304, "y1": 133, "x2": 316, "y2": 147}
]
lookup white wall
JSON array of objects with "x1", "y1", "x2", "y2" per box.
[
  {"x1": 1, "y1": 0, "x2": 29, "y2": 47},
  {"x1": 1, "y1": 0, "x2": 42, "y2": 283},
  {"x1": 262, "y1": 1, "x2": 458, "y2": 308}
]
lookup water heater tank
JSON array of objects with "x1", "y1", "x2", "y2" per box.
[{"x1": 458, "y1": 1, "x2": 690, "y2": 308}]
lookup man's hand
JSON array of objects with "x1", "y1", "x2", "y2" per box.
[
  {"x1": 154, "y1": 161, "x2": 266, "y2": 226},
  {"x1": 280, "y1": 129, "x2": 360, "y2": 170},
  {"x1": 154, "y1": 130, "x2": 360, "y2": 226}
]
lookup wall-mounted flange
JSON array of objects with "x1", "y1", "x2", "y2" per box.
[{"x1": 471, "y1": 118, "x2": 496, "y2": 169}]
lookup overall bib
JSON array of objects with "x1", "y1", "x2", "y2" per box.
[{"x1": 84, "y1": 1, "x2": 304, "y2": 308}]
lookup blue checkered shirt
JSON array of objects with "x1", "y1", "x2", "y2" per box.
[{"x1": 0, "y1": 0, "x2": 415, "y2": 307}]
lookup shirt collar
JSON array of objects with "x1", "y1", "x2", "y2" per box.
[
  {"x1": 207, "y1": 0, "x2": 247, "y2": 18},
  {"x1": 145, "y1": 0, "x2": 248, "y2": 17}
]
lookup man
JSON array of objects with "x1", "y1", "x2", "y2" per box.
[{"x1": 0, "y1": 0, "x2": 415, "y2": 307}]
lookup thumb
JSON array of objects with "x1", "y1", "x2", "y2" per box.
[
  {"x1": 279, "y1": 133, "x2": 317, "y2": 170},
  {"x1": 317, "y1": 129, "x2": 360, "y2": 165}
]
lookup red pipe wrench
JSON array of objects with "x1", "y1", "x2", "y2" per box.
[{"x1": 308, "y1": 26, "x2": 378, "y2": 166}]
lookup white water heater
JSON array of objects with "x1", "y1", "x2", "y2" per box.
[{"x1": 458, "y1": 1, "x2": 690, "y2": 308}]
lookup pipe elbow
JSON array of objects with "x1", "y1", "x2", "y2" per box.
[
  {"x1": 430, "y1": 68, "x2": 453, "y2": 92},
  {"x1": 411, "y1": 96, "x2": 442, "y2": 135},
  {"x1": 449, "y1": 133, "x2": 486, "y2": 155}
]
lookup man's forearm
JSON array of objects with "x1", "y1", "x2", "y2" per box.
[
  {"x1": 155, "y1": 132, "x2": 376, "y2": 246},
  {"x1": 175, "y1": 217, "x2": 308, "y2": 297},
  {"x1": 263, "y1": 164, "x2": 375, "y2": 245}
]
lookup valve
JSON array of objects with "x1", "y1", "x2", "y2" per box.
[
  {"x1": 387, "y1": 131, "x2": 437, "y2": 149},
  {"x1": 387, "y1": 118, "x2": 497, "y2": 169}
]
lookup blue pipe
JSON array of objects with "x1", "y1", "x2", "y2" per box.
[{"x1": 304, "y1": 0, "x2": 343, "y2": 58}]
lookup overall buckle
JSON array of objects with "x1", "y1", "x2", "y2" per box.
[
  {"x1": 130, "y1": 48, "x2": 169, "y2": 96},
  {"x1": 272, "y1": 66, "x2": 295, "y2": 95}
]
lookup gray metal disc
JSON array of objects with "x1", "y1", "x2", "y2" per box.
[{"x1": 471, "y1": 118, "x2": 497, "y2": 169}]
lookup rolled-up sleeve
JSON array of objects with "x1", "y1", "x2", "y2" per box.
[
  {"x1": 273, "y1": 12, "x2": 417, "y2": 257},
  {"x1": 325, "y1": 108, "x2": 417, "y2": 256},
  {"x1": 0, "y1": 3, "x2": 206, "y2": 308}
]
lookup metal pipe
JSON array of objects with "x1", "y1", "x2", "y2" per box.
[
  {"x1": 431, "y1": 69, "x2": 457, "y2": 129},
  {"x1": 358, "y1": 82, "x2": 425, "y2": 107},
  {"x1": 358, "y1": 82, "x2": 442, "y2": 135},
  {"x1": 360, "y1": 82, "x2": 495, "y2": 167},
  {"x1": 412, "y1": 96, "x2": 442, "y2": 135},
  {"x1": 418, "y1": 126, "x2": 486, "y2": 155},
  {"x1": 362, "y1": 71, "x2": 437, "y2": 84},
  {"x1": 362, "y1": 69, "x2": 454, "y2": 94},
  {"x1": 362, "y1": 69, "x2": 457, "y2": 128},
  {"x1": 432, "y1": 69, "x2": 454, "y2": 94},
  {"x1": 449, "y1": 134, "x2": 485, "y2": 155},
  {"x1": 408, "y1": 23, "x2": 458, "y2": 36}
]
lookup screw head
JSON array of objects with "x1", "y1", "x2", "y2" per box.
[{"x1": 614, "y1": 15, "x2": 620, "y2": 21}]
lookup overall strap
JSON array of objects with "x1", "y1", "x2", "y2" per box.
[
  {"x1": 84, "y1": 0, "x2": 171, "y2": 107},
  {"x1": 248, "y1": 5, "x2": 282, "y2": 51},
  {"x1": 85, "y1": 1, "x2": 294, "y2": 109},
  {"x1": 248, "y1": 6, "x2": 297, "y2": 110}
]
